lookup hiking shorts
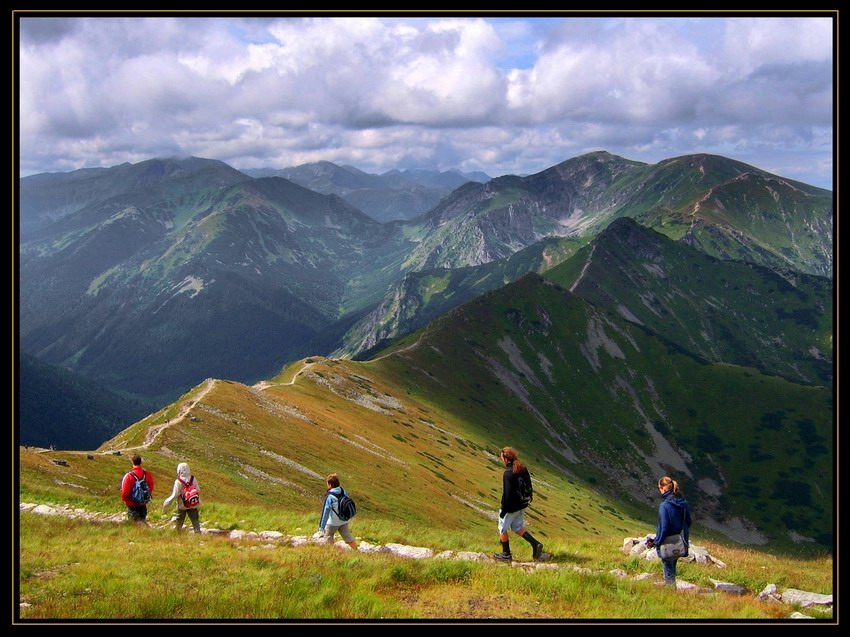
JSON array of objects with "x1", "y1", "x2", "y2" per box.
[
  {"x1": 498, "y1": 509, "x2": 526, "y2": 534},
  {"x1": 323, "y1": 522, "x2": 354, "y2": 544}
]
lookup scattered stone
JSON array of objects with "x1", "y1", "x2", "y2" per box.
[
  {"x1": 384, "y1": 543, "x2": 434, "y2": 559},
  {"x1": 19, "y1": 603, "x2": 31, "y2": 609},
  {"x1": 633, "y1": 573, "x2": 655, "y2": 581},
  {"x1": 757, "y1": 583, "x2": 782, "y2": 603},
  {"x1": 623, "y1": 536, "x2": 725, "y2": 568},
  {"x1": 533, "y1": 562, "x2": 560, "y2": 570},
  {"x1": 259, "y1": 531, "x2": 284, "y2": 540},
  {"x1": 710, "y1": 579, "x2": 746, "y2": 595},
  {"x1": 19, "y1": 503, "x2": 36, "y2": 511},
  {"x1": 455, "y1": 551, "x2": 489, "y2": 561},
  {"x1": 790, "y1": 612, "x2": 815, "y2": 619},
  {"x1": 780, "y1": 588, "x2": 833, "y2": 608},
  {"x1": 610, "y1": 569, "x2": 629, "y2": 579},
  {"x1": 434, "y1": 550, "x2": 454, "y2": 559},
  {"x1": 260, "y1": 544, "x2": 276, "y2": 550},
  {"x1": 632, "y1": 543, "x2": 651, "y2": 558},
  {"x1": 229, "y1": 530, "x2": 247, "y2": 541},
  {"x1": 676, "y1": 580, "x2": 711, "y2": 593},
  {"x1": 32, "y1": 505, "x2": 58, "y2": 515},
  {"x1": 290, "y1": 536, "x2": 312, "y2": 547},
  {"x1": 244, "y1": 531, "x2": 259, "y2": 540},
  {"x1": 51, "y1": 459, "x2": 68, "y2": 466},
  {"x1": 357, "y1": 541, "x2": 387, "y2": 554}
]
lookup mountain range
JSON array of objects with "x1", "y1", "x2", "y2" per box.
[
  {"x1": 243, "y1": 161, "x2": 489, "y2": 222},
  {"x1": 28, "y1": 252, "x2": 829, "y2": 549},
  {"x1": 17, "y1": 152, "x2": 835, "y2": 563},
  {"x1": 16, "y1": 149, "x2": 835, "y2": 622},
  {"x1": 18, "y1": 151, "x2": 833, "y2": 406}
]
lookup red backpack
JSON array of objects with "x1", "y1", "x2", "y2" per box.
[{"x1": 179, "y1": 476, "x2": 200, "y2": 508}]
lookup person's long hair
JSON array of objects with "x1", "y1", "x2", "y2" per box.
[
  {"x1": 501, "y1": 447, "x2": 526, "y2": 474},
  {"x1": 658, "y1": 476, "x2": 680, "y2": 496}
]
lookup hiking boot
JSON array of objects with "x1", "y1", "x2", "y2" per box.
[
  {"x1": 533, "y1": 543, "x2": 544, "y2": 561},
  {"x1": 493, "y1": 552, "x2": 513, "y2": 561}
]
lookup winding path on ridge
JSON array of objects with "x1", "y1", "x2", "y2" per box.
[
  {"x1": 570, "y1": 243, "x2": 596, "y2": 293},
  {"x1": 253, "y1": 359, "x2": 320, "y2": 391},
  {"x1": 366, "y1": 324, "x2": 432, "y2": 363},
  {"x1": 103, "y1": 378, "x2": 217, "y2": 453},
  {"x1": 253, "y1": 325, "x2": 432, "y2": 392}
]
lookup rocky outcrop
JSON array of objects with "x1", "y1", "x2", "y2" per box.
[
  {"x1": 622, "y1": 535, "x2": 727, "y2": 568},
  {"x1": 779, "y1": 588, "x2": 833, "y2": 608}
]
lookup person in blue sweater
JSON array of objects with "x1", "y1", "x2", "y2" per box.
[
  {"x1": 318, "y1": 473, "x2": 358, "y2": 550},
  {"x1": 646, "y1": 476, "x2": 693, "y2": 586}
]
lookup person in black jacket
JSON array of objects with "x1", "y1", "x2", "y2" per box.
[
  {"x1": 493, "y1": 446, "x2": 544, "y2": 562},
  {"x1": 646, "y1": 476, "x2": 693, "y2": 586}
]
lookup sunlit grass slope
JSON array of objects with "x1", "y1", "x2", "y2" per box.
[{"x1": 19, "y1": 269, "x2": 832, "y2": 620}]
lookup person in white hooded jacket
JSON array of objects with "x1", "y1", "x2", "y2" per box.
[{"x1": 162, "y1": 462, "x2": 202, "y2": 533}]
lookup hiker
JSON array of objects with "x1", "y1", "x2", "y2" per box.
[
  {"x1": 493, "y1": 446, "x2": 544, "y2": 562},
  {"x1": 121, "y1": 454, "x2": 154, "y2": 524},
  {"x1": 318, "y1": 473, "x2": 358, "y2": 550},
  {"x1": 646, "y1": 476, "x2": 693, "y2": 586},
  {"x1": 162, "y1": 462, "x2": 202, "y2": 533}
]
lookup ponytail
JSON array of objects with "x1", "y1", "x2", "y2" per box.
[
  {"x1": 501, "y1": 447, "x2": 526, "y2": 475},
  {"x1": 658, "y1": 476, "x2": 680, "y2": 496}
]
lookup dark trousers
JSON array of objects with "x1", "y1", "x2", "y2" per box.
[
  {"x1": 127, "y1": 505, "x2": 147, "y2": 522},
  {"x1": 175, "y1": 508, "x2": 201, "y2": 533}
]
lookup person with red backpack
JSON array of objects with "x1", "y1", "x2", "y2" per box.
[
  {"x1": 121, "y1": 455, "x2": 155, "y2": 524},
  {"x1": 162, "y1": 462, "x2": 202, "y2": 533}
]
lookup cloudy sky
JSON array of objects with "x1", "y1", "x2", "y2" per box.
[{"x1": 17, "y1": 14, "x2": 834, "y2": 189}]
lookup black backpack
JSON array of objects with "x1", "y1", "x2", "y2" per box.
[
  {"x1": 333, "y1": 490, "x2": 357, "y2": 521},
  {"x1": 517, "y1": 472, "x2": 533, "y2": 504}
]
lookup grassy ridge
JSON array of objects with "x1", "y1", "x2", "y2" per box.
[
  {"x1": 18, "y1": 258, "x2": 833, "y2": 619},
  {"x1": 371, "y1": 275, "x2": 832, "y2": 546},
  {"x1": 545, "y1": 218, "x2": 833, "y2": 386},
  {"x1": 18, "y1": 511, "x2": 832, "y2": 620}
]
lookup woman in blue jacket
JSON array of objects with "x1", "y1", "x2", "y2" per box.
[{"x1": 647, "y1": 476, "x2": 692, "y2": 586}]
